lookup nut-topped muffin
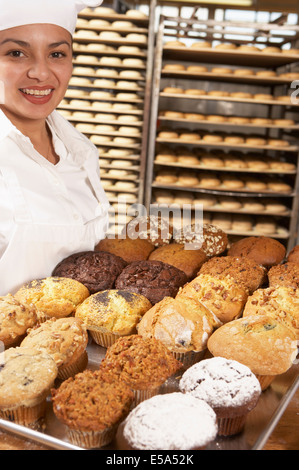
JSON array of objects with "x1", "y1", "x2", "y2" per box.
[
  {"x1": 0, "y1": 294, "x2": 37, "y2": 348},
  {"x1": 267, "y1": 262, "x2": 299, "y2": 289},
  {"x1": 21, "y1": 317, "x2": 89, "y2": 380}
]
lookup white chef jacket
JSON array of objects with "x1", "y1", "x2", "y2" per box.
[{"x1": 0, "y1": 109, "x2": 110, "y2": 295}]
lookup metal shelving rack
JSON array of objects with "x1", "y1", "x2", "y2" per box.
[
  {"x1": 145, "y1": 8, "x2": 299, "y2": 251},
  {"x1": 57, "y1": 2, "x2": 155, "y2": 235}
]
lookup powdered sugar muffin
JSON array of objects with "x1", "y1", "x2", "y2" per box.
[
  {"x1": 179, "y1": 357, "x2": 261, "y2": 436},
  {"x1": 121, "y1": 392, "x2": 217, "y2": 450}
]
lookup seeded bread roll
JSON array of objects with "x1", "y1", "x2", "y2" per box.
[
  {"x1": 174, "y1": 223, "x2": 228, "y2": 258},
  {"x1": 177, "y1": 273, "x2": 248, "y2": 324},
  {"x1": 228, "y1": 236, "x2": 286, "y2": 268},
  {"x1": 198, "y1": 256, "x2": 266, "y2": 294}
]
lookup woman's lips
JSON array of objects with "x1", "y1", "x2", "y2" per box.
[{"x1": 19, "y1": 87, "x2": 55, "y2": 104}]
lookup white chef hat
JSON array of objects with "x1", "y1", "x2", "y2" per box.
[{"x1": 0, "y1": 0, "x2": 103, "y2": 35}]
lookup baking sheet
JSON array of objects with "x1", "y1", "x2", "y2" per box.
[{"x1": 0, "y1": 339, "x2": 298, "y2": 451}]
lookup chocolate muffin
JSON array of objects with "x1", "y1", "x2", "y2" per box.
[
  {"x1": 52, "y1": 251, "x2": 127, "y2": 294},
  {"x1": 115, "y1": 260, "x2": 188, "y2": 304}
]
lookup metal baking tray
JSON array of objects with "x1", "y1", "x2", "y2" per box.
[{"x1": 0, "y1": 339, "x2": 298, "y2": 451}]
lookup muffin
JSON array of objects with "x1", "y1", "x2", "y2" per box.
[
  {"x1": 174, "y1": 223, "x2": 228, "y2": 257},
  {"x1": 121, "y1": 215, "x2": 174, "y2": 247},
  {"x1": 228, "y1": 236, "x2": 286, "y2": 268},
  {"x1": 0, "y1": 347, "x2": 58, "y2": 428},
  {"x1": 177, "y1": 273, "x2": 248, "y2": 324},
  {"x1": 99, "y1": 335, "x2": 182, "y2": 405},
  {"x1": 75, "y1": 290, "x2": 152, "y2": 347},
  {"x1": 52, "y1": 251, "x2": 127, "y2": 294},
  {"x1": 95, "y1": 237, "x2": 155, "y2": 263},
  {"x1": 179, "y1": 357, "x2": 261, "y2": 436},
  {"x1": 243, "y1": 286, "x2": 299, "y2": 339},
  {"x1": 51, "y1": 369, "x2": 134, "y2": 449},
  {"x1": 0, "y1": 294, "x2": 37, "y2": 348},
  {"x1": 287, "y1": 245, "x2": 299, "y2": 264},
  {"x1": 207, "y1": 315, "x2": 298, "y2": 390},
  {"x1": 137, "y1": 296, "x2": 220, "y2": 367},
  {"x1": 198, "y1": 256, "x2": 267, "y2": 294},
  {"x1": 115, "y1": 260, "x2": 188, "y2": 305},
  {"x1": 148, "y1": 243, "x2": 207, "y2": 279},
  {"x1": 120, "y1": 392, "x2": 217, "y2": 450},
  {"x1": 20, "y1": 317, "x2": 89, "y2": 380},
  {"x1": 268, "y1": 262, "x2": 299, "y2": 289},
  {"x1": 14, "y1": 277, "x2": 90, "y2": 323}
]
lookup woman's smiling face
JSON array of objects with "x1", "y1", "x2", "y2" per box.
[{"x1": 0, "y1": 23, "x2": 73, "y2": 123}]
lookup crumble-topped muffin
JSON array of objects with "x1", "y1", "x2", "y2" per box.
[
  {"x1": 198, "y1": 256, "x2": 267, "y2": 294},
  {"x1": 121, "y1": 392, "x2": 217, "y2": 450},
  {"x1": 179, "y1": 357, "x2": 261, "y2": 435},
  {"x1": 75, "y1": 290, "x2": 152, "y2": 347},
  {"x1": 243, "y1": 286, "x2": 299, "y2": 339},
  {"x1": 14, "y1": 277, "x2": 90, "y2": 323},
  {"x1": 115, "y1": 260, "x2": 188, "y2": 304},
  {"x1": 99, "y1": 335, "x2": 182, "y2": 404},
  {"x1": 267, "y1": 262, "x2": 299, "y2": 289},
  {"x1": 20, "y1": 317, "x2": 89, "y2": 380},
  {"x1": 52, "y1": 250, "x2": 127, "y2": 294},
  {"x1": 0, "y1": 294, "x2": 37, "y2": 348},
  {"x1": 51, "y1": 369, "x2": 134, "y2": 449}
]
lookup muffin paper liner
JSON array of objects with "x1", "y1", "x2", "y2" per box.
[
  {"x1": 133, "y1": 387, "x2": 160, "y2": 407},
  {"x1": 255, "y1": 374, "x2": 276, "y2": 391},
  {"x1": 67, "y1": 424, "x2": 118, "y2": 449},
  {"x1": 89, "y1": 330, "x2": 121, "y2": 348},
  {"x1": 0, "y1": 401, "x2": 47, "y2": 430},
  {"x1": 171, "y1": 349, "x2": 206, "y2": 369},
  {"x1": 58, "y1": 350, "x2": 88, "y2": 381},
  {"x1": 217, "y1": 414, "x2": 248, "y2": 436}
]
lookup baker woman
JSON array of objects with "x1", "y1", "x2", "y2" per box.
[{"x1": 0, "y1": 0, "x2": 110, "y2": 295}]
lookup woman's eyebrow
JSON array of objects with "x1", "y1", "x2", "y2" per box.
[
  {"x1": 0, "y1": 39, "x2": 71, "y2": 48},
  {"x1": 0, "y1": 38, "x2": 29, "y2": 47}
]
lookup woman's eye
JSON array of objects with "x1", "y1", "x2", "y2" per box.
[
  {"x1": 8, "y1": 50, "x2": 25, "y2": 58},
  {"x1": 51, "y1": 51, "x2": 66, "y2": 59}
]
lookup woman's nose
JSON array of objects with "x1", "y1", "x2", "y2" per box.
[{"x1": 27, "y1": 57, "x2": 51, "y2": 81}]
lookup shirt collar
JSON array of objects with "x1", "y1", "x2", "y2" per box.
[{"x1": 0, "y1": 108, "x2": 98, "y2": 166}]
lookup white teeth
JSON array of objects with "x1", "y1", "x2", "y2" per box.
[{"x1": 21, "y1": 88, "x2": 53, "y2": 96}]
